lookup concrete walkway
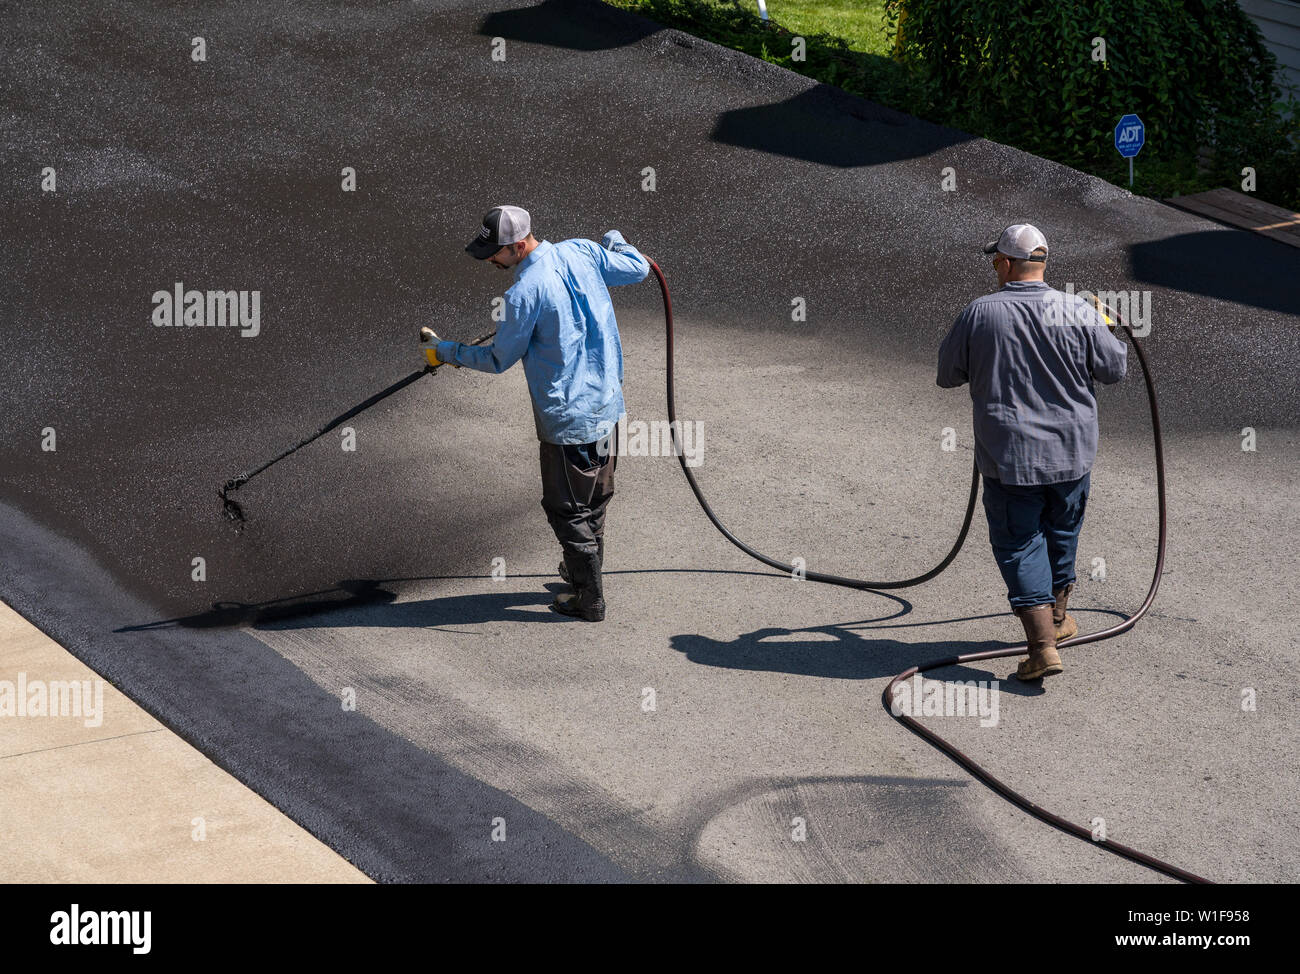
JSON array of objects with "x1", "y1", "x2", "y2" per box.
[{"x1": 0, "y1": 601, "x2": 369, "y2": 883}]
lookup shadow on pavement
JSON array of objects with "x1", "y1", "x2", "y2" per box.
[
  {"x1": 1129, "y1": 229, "x2": 1300, "y2": 317},
  {"x1": 710, "y1": 84, "x2": 971, "y2": 167},
  {"x1": 255, "y1": 589, "x2": 573, "y2": 630},
  {"x1": 477, "y1": 0, "x2": 661, "y2": 51},
  {"x1": 670, "y1": 608, "x2": 1128, "y2": 691},
  {"x1": 668, "y1": 607, "x2": 1128, "y2": 694},
  {"x1": 115, "y1": 566, "x2": 837, "y2": 631},
  {"x1": 671, "y1": 623, "x2": 1015, "y2": 685}
]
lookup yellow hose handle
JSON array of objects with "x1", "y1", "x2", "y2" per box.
[{"x1": 1089, "y1": 294, "x2": 1117, "y2": 332}]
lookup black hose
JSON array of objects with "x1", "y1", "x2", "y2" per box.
[
  {"x1": 648, "y1": 259, "x2": 1207, "y2": 884},
  {"x1": 657, "y1": 259, "x2": 981, "y2": 588}
]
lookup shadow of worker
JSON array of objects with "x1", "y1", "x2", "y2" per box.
[
  {"x1": 254, "y1": 590, "x2": 568, "y2": 632},
  {"x1": 670, "y1": 623, "x2": 1016, "y2": 685}
]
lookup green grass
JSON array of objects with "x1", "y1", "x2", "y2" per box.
[
  {"x1": 604, "y1": 0, "x2": 894, "y2": 56},
  {"x1": 600, "y1": 0, "x2": 912, "y2": 105},
  {"x1": 761, "y1": 1, "x2": 892, "y2": 57}
]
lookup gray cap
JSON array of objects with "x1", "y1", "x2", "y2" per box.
[
  {"x1": 466, "y1": 205, "x2": 531, "y2": 259},
  {"x1": 983, "y1": 223, "x2": 1049, "y2": 261}
]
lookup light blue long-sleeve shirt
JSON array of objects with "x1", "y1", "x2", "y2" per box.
[
  {"x1": 937, "y1": 280, "x2": 1128, "y2": 486},
  {"x1": 437, "y1": 235, "x2": 649, "y2": 444}
]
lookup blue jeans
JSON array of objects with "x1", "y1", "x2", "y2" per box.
[{"x1": 981, "y1": 473, "x2": 1089, "y2": 610}]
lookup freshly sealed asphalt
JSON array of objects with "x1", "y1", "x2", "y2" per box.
[{"x1": 2, "y1": 0, "x2": 1297, "y2": 881}]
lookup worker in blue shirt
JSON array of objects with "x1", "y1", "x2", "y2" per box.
[
  {"x1": 938, "y1": 224, "x2": 1128, "y2": 679},
  {"x1": 428, "y1": 205, "x2": 650, "y2": 621}
]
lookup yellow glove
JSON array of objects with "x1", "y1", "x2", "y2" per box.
[{"x1": 419, "y1": 327, "x2": 460, "y2": 368}]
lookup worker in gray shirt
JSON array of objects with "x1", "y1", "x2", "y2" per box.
[{"x1": 937, "y1": 224, "x2": 1128, "y2": 679}]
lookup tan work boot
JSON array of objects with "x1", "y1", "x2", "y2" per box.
[
  {"x1": 1053, "y1": 584, "x2": 1078, "y2": 641},
  {"x1": 1015, "y1": 604, "x2": 1063, "y2": 679}
]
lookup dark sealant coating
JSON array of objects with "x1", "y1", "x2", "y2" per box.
[{"x1": 3, "y1": 0, "x2": 1297, "y2": 621}]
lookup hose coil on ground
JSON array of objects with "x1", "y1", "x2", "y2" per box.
[{"x1": 648, "y1": 259, "x2": 1206, "y2": 884}]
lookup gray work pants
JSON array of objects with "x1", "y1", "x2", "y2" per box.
[{"x1": 539, "y1": 434, "x2": 617, "y2": 560}]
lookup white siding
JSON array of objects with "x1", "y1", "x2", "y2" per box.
[{"x1": 1239, "y1": 0, "x2": 1300, "y2": 95}]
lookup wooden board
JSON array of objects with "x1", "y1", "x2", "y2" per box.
[{"x1": 1164, "y1": 187, "x2": 1300, "y2": 249}]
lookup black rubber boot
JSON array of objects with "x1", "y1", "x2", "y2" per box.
[
  {"x1": 551, "y1": 549, "x2": 605, "y2": 621},
  {"x1": 559, "y1": 537, "x2": 604, "y2": 588}
]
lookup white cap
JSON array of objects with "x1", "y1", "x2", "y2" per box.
[{"x1": 983, "y1": 224, "x2": 1049, "y2": 261}]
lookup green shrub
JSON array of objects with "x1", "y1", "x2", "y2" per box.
[
  {"x1": 602, "y1": 0, "x2": 1299, "y2": 207},
  {"x1": 885, "y1": 0, "x2": 1299, "y2": 205}
]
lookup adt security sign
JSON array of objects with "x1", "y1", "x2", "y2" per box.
[
  {"x1": 1115, "y1": 114, "x2": 1144, "y2": 186},
  {"x1": 1115, "y1": 115, "x2": 1144, "y2": 157}
]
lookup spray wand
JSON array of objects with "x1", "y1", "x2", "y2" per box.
[{"x1": 218, "y1": 328, "x2": 494, "y2": 524}]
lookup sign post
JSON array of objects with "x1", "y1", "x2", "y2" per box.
[{"x1": 1114, "y1": 114, "x2": 1145, "y2": 187}]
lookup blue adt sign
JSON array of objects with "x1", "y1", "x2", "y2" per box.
[{"x1": 1114, "y1": 114, "x2": 1145, "y2": 158}]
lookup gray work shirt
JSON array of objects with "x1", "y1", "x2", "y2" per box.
[{"x1": 937, "y1": 280, "x2": 1128, "y2": 486}]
